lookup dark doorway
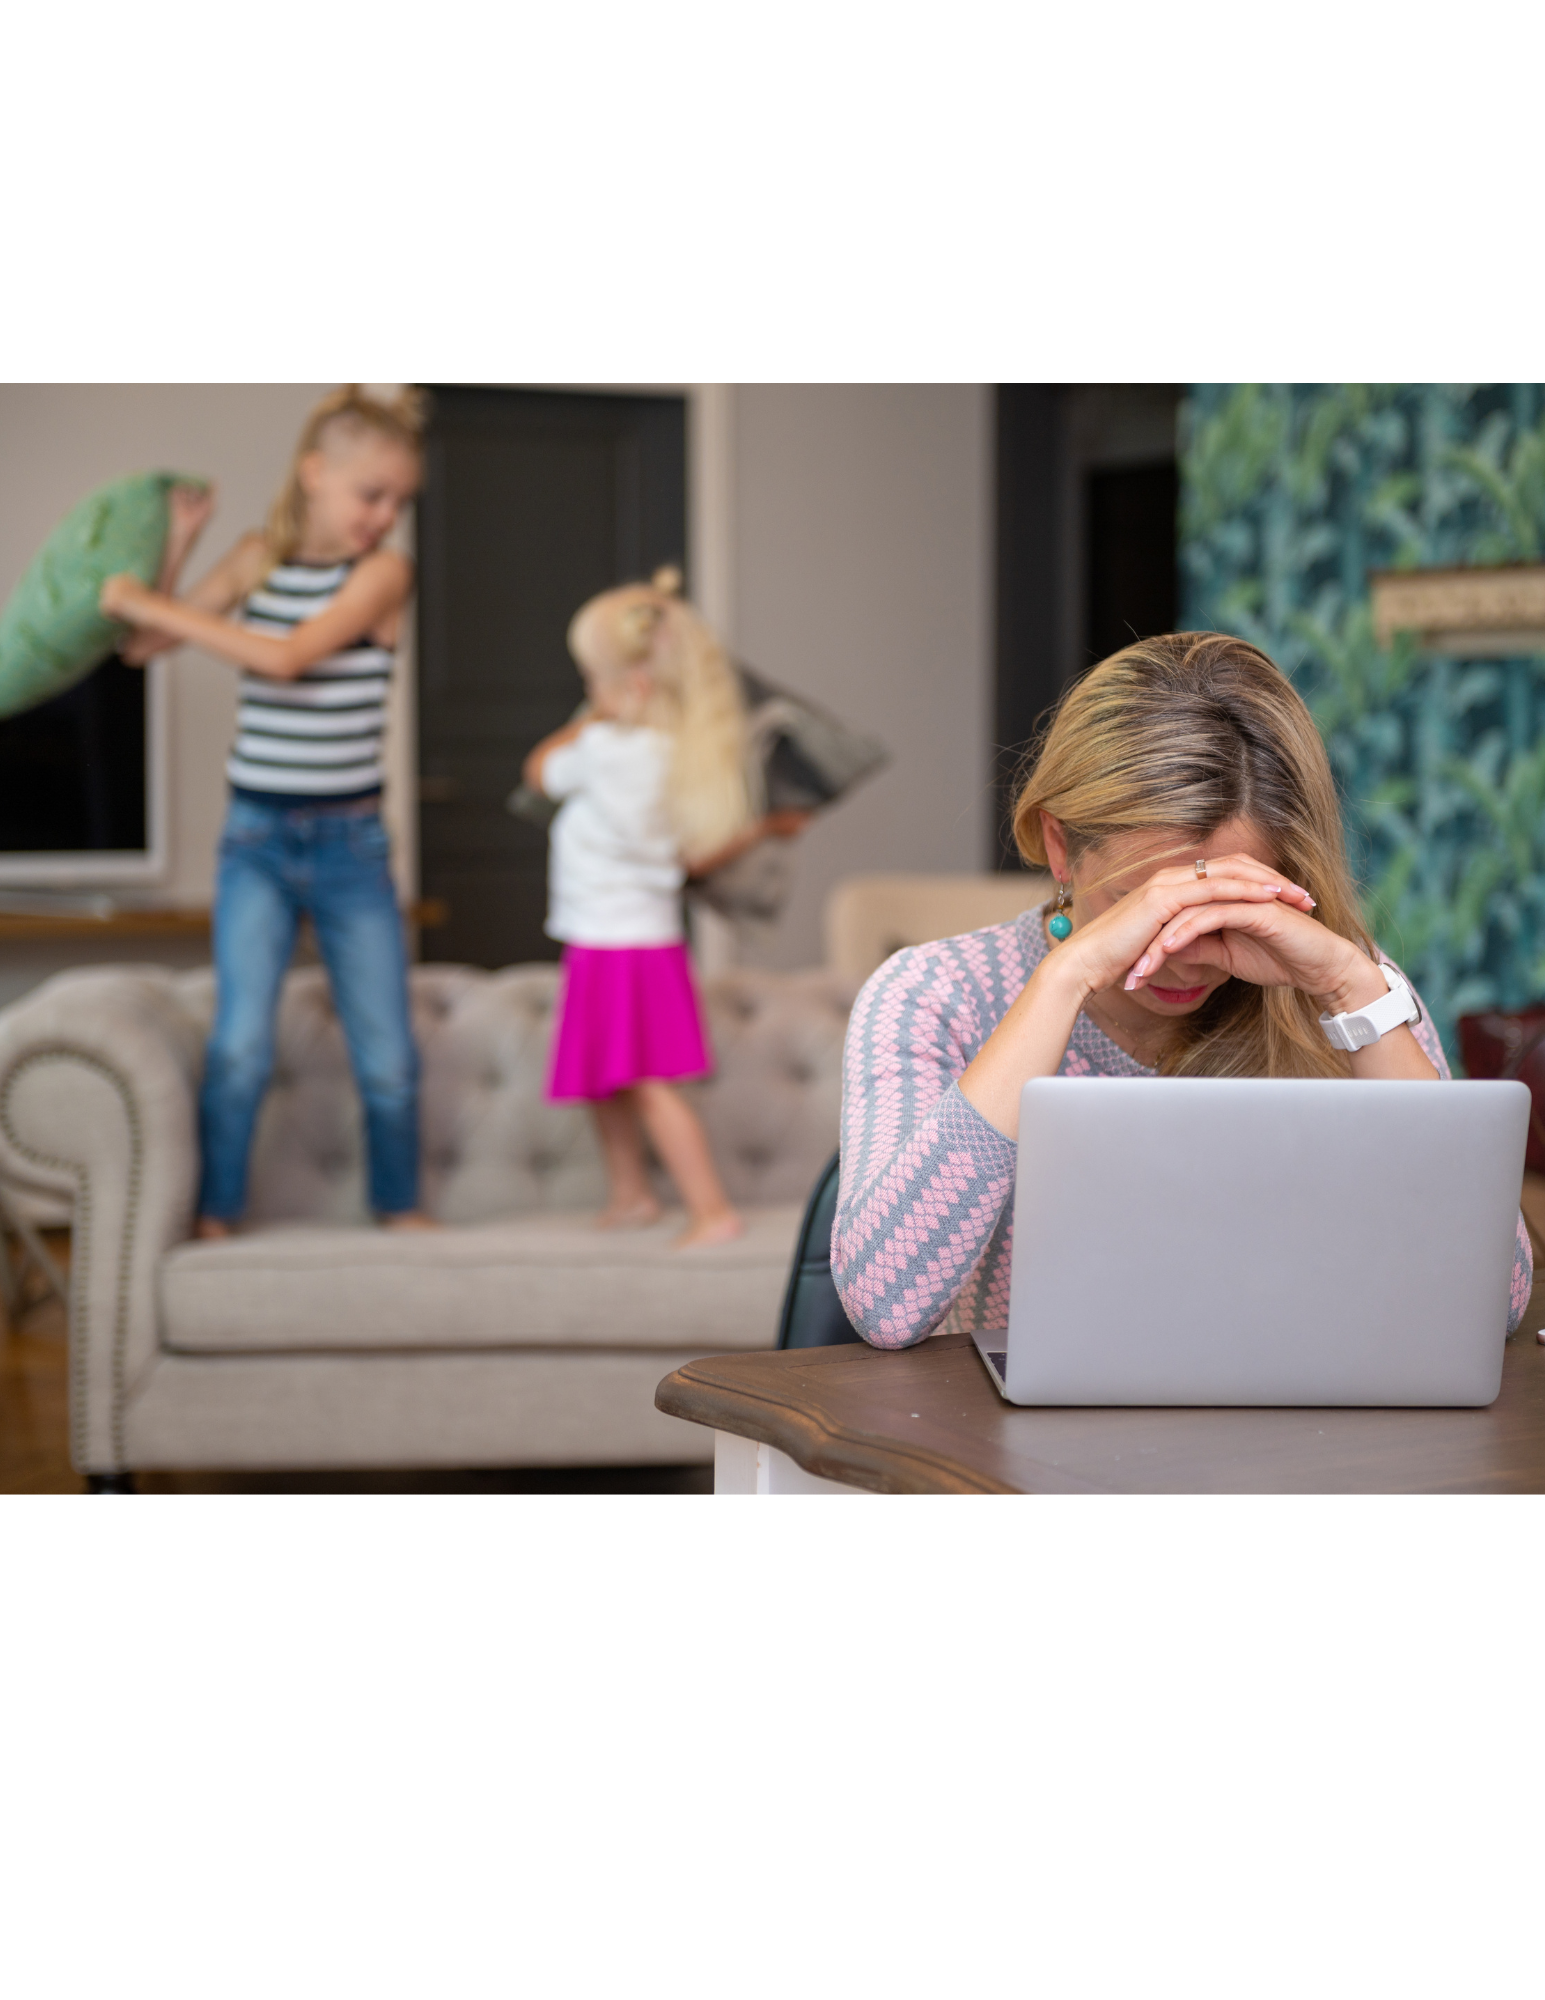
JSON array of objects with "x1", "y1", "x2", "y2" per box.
[
  {"x1": 1085, "y1": 461, "x2": 1180, "y2": 664},
  {"x1": 0, "y1": 655, "x2": 147, "y2": 853},
  {"x1": 415, "y1": 386, "x2": 687, "y2": 968},
  {"x1": 994, "y1": 386, "x2": 1065, "y2": 868},
  {"x1": 993, "y1": 385, "x2": 1181, "y2": 867}
]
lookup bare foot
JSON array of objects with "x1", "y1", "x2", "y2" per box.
[
  {"x1": 195, "y1": 1216, "x2": 233, "y2": 1241},
  {"x1": 673, "y1": 1210, "x2": 744, "y2": 1250},
  {"x1": 597, "y1": 1198, "x2": 664, "y2": 1231},
  {"x1": 382, "y1": 1210, "x2": 438, "y2": 1231}
]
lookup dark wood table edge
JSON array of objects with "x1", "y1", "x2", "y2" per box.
[
  {"x1": 655, "y1": 1346, "x2": 1016, "y2": 1494},
  {"x1": 658, "y1": 1328, "x2": 1545, "y2": 1496}
]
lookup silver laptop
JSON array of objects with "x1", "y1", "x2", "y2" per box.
[{"x1": 971, "y1": 1077, "x2": 1530, "y2": 1407}]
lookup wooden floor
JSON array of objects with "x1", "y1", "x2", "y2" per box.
[{"x1": 0, "y1": 1233, "x2": 712, "y2": 1495}]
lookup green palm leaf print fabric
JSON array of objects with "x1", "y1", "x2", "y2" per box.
[{"x1": 1180, "y1": 384, "x2": 1545, "y2": 1060}]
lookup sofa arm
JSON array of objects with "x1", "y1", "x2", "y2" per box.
[{"x1": 0, "y1": 969, "x2": 203, "y2": 1473}]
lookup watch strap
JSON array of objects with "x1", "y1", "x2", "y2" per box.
[{"x1": 1319, "y1": 961, "x2": 1418, "y2": 1052}]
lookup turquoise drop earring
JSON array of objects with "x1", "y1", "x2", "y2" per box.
[{"x1": 1048, "y1": 880, "x2": 1072, "y2": 941}]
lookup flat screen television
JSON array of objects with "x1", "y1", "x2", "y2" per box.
[{"x1": 0, "y1": 652, "x2": 167, "y2": 887}]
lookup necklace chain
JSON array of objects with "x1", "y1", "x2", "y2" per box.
[{"x1": 1083, "y1": 994, "x2": 1166, "y2": 1068}]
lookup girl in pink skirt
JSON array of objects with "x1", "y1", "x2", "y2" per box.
[{"x1": 524, "y1": 569, "x2": 793, "y2": 1248}]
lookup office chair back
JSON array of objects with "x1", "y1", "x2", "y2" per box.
[{"x1": 776, "y1": 1151, "x2": 864, "y2": 1349}]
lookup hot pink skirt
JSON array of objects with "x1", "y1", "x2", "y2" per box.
[{"x1": 545, "y1": 942, "x2": 714, "y2": 1101}]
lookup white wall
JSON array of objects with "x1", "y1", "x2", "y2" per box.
[
  {"x1": 730, "y1": 384, "x2": 994, "y2": 968},
  {"x1": 0, "y1": 384, "x2": 417, "y2": 906}
]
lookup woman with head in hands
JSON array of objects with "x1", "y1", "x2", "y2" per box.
[{"x1": 832, "y1": 631, "x2": 1532, "y2": 1348}]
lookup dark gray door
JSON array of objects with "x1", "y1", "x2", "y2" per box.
[{"x1": 415, "y1": 386, "x2": 687, "y2": 968}]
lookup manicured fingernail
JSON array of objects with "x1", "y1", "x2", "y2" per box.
[
  {"x1": 1124, "y1": 972, "x2": 1140, "y2": 991},
  {"x1": 1134, "y1": 954, "x2": 1150, "y2": 975}
]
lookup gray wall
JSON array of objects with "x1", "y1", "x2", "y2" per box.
[
  {"x1": 732, "y1": 384, "x2": 994, "y2": 967},
  {"x1": 0, "y1": 383, "x2": 993, "y2": 981}
]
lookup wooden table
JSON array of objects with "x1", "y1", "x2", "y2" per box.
[{"x1": 655, "y1": 1325, "x2": 1545, "y2": 1494}]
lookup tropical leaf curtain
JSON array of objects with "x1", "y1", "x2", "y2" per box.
[{"x1": 1180, "y1": 383, "x2": 1545, "y2": 1060}]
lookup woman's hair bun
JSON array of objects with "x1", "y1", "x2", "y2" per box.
[{"x1": 651, "y1": 564, "x2": 684, "y2": 597}]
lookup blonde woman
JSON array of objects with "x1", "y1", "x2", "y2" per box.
[
  {"x1": 525, "y1": 570, "x2": 801, "y2": 1247},
  {"x1": 100, "y1": 386, "x2": 430, "y2": 1234},
  {"x1": 834, "y1": 631, "x2": 1534, "y2": 1346}
]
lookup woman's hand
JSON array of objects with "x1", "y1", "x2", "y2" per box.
[
  {"x1": 1056, "y1": 852, "x2": 1318, "y2": 1001},
  {"x1": 1130, "y1": 885, "x2": 1387, "y2": 1015}
]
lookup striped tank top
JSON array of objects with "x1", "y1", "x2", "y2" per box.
[{"x1": 226, "y1": 560, "x2": 393, "y2": 799}]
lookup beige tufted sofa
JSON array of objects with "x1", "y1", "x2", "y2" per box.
[{"x1": 0, "y1": 961, "x2": 852, "y2": 1480}]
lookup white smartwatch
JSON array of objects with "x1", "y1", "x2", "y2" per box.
[{"x1": 1318, "y1": 960, "x2": 1419, "y2": 1051}]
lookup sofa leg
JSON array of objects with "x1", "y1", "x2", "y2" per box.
[{"x1": 85, "y1": 1472, "x2": 137, "y2": 1493}]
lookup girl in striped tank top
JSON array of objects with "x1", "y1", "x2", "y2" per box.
[{"x1": 100, "y1": 385, "x2": 431, "y2": 1235}]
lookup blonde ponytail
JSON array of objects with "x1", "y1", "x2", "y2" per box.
[
  {"x1": 567, "y1": 571, "x2": 759, "y2": 867},
  {"x1": 265, "y1": 384, "x2": 428, "y2": 565}
]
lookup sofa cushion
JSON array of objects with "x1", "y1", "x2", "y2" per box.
[{"x1": 159, "y1": 1205, "x2": 803, "y2": 1356}]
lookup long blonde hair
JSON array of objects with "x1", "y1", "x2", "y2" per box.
[
  {"x1": 1014, "y1": 631, "x2": 1372, "y2": 1078},
  {"x1": 265, "y1": 384, "x2": 427, "y2": 564},
  {"x1": 566, "y1": 568, "x2": 759, "y2": 866}
]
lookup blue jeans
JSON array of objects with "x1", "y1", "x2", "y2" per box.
[{"x1": 198, "y1": 794, "x2": 421, "y2": 1220}]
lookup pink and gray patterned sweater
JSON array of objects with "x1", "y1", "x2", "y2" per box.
[{"x1": 833, "y1": 909, "x2": 1534, "y2": 1348}]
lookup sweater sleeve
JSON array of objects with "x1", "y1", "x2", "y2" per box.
[
  {"x1": 832, "y1": 940, "x2": 1019, "y2": 1348},
  {"x1": 1394, "y1": 959, "x2": 1533, "y2": 1333}
]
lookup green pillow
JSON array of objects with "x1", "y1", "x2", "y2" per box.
[{"x1": 0, "y1": 471, "x2": 207, "y2": 721}]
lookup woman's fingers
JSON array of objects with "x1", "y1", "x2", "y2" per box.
[
  {"x1": 1165, "y1": 874, "x2": 1287, "y2": 905},
  {"x1": 1073, "y1": 855, "x2": 1316, "y2": 996},
  {"x1": 1122, "y1": 901, "x2": 1279, "y2": 991},
  {"x1": 1151, "y1": 853, "x2": 1314, "y2": 897},
  {"x1": 1133, "y1": 875, "x2": 1290, "y2": 943},
  {"x1": 1114, "y1": 891, "x2": 1276, "y2": 993},
  {"x1": 1155, "y1": 896, "x2": 1302, "y2": 957},
  {"x1": 1124, "y1": 930, "x2": 1234, "y2": 990},
  {"x1": 1146, "y1": 855, "x2": 1315, "y2": 911},
  {"x1": 1085, "y1": 879, "x2": 1280, "y2": 991}
]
